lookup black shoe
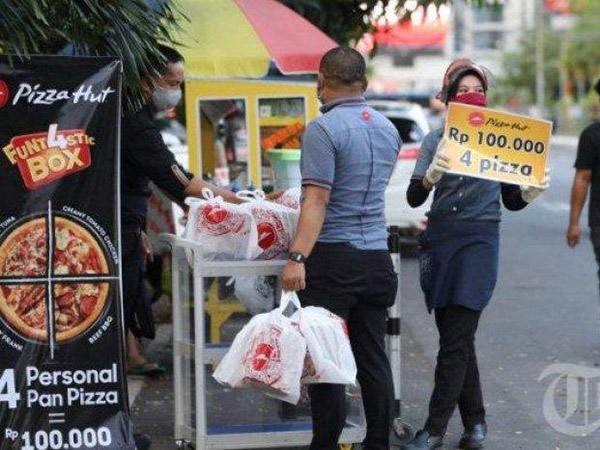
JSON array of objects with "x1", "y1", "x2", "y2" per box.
[
  {"x1": 134, "y1": 433, "x2": 151, "y2": 450},
  {"x1": 401, "y1": 429, "x2": 444, "y2": 449},
  {"x1": 459, "y1": 423, "x2": 487, "y2": 449}
]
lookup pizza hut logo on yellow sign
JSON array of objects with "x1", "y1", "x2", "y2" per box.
[{"x1": 2, "y1": 124, "x2": 95, "y2": 190}]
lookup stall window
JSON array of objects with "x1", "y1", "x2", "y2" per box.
[
  {"x1": 258, "y1": 97, "x2": 306, "y2": 189},
  {"x1": 198, "y1": 99, "x2": 250, "y2": 189}
]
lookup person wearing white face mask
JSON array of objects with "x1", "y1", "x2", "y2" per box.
[{"x1": 120, "y1": 46, "x2": 244, "y2": 383}]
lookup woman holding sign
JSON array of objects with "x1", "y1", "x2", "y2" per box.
[{"x1": 401, "y1": 60, "x2": 550, "y2": 450}]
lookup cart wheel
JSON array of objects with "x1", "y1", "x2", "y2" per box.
[
  {"x1": 393, "y1": 418, "x2": 415, "y2": 444},
  {"x1": 175, "y1": 439, "x2": 193, "y2": 449}
]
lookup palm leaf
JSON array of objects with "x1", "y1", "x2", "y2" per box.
[{"x1": 0, "y1": 0, "x2": 186, "y2": 113}]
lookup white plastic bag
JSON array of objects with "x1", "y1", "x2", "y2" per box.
[
  {"x1": 237, "y1": 190, "x2": 299, "y2": 260},
  {"x1": 213, "y1": 291, "x2": 306, "y2": 404},
  {"x1": 274, "y1": 187, "x2": 302, "y2": 210},
  {"x1": 184, "y1": 189, "x2": 260, "y2": 261},
  {"x1": 230, "y1": 275, "x2": 275, "y2": 315},
  {"x1": 294, "y1": 306, "x2": 357, "y2": 385}
]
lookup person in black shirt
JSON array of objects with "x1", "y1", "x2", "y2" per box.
[
  {"x1": 567, "y1": 79, "x2": 600, "y2": 294},
  {"x1": 121, "y1": 46, "x2": 241, "y2": 375}
]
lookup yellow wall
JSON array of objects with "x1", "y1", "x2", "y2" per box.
[{"x1": 184, "y1": 78, "x2": 319, "y2": 188}]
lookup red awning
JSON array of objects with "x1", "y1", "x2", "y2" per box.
[
  {"x1": 545, "y1": 0, "x2": 571, "y2": 14},
  {"x1": 235, "y1": 0, "x2": 337, "y2": 74},
  {"x1": 373, "y1": 22, "x2": 447, "y2": 49}
]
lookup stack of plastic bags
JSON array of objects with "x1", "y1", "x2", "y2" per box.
[
  {"x1": 184, "y1": 188, "x2": 300, "y2": 262},
  {"x1": 236, "y1": 190, "x2": 299, "y2": 261},
  {"x1": 213, "y1": 292, "x2": 357, "y2": 404},
  {"x1": 184, "y1": 188, "x2": 260, "y2": 261}
]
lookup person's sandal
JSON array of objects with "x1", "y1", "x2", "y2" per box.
[{"x1": 128, "y1": 362, "x2": 166, "y2": 377}]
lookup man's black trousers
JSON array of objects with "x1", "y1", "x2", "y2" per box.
[
  {"x1": 298, "y1": 242, "x2": 398, "y2": 450},
  {"x1": 424, "y1": 305, "x2": 486, "y2": 436}
]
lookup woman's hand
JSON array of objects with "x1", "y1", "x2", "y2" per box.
[
  {"x1": 424, "y1": 138, "x2": 451, "y2": 186},
  {"x1": 521, "y1": 169, "x2": 551, "y2": 203}
]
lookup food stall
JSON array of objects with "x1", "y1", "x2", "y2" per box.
[{"x1": 175, "y1": 0, "x2": 333, "y2": 190}]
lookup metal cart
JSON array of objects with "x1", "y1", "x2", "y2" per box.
[{"x1": 162, "y1": 227, "x2": 411, "y2": 449}]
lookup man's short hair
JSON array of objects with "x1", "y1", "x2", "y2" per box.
[{"x1": 319, "y1": 46, "x2": 366, "y2": 88}]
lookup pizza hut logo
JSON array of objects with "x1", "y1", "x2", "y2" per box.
[
  {"x1": 468, "y1": 112, "x2": 486, "y2": 127},
  {"x1": 197, "y1": 204, "x2": 244, "y2": 236},
  {"x1": 258, "y1": 222, "x2": 277, "y2": 250},
  {"x1": 244, "y1": 325, "x2": 283, "y2": 385},
  {"x1": 11, "y1": 82, "x2": 115, "y2": 106},
  {"x1": 2, "y1": 124, "x2": 95, "y2": 190},
  {"x1": 252, "y1": 343, "x2": 275, "y2": 371},
  {"x1": 253, "y1": 207, "x2": 289, "y2": 260},
  {"x1": 0, "y1": 80, "x2": 10, "y2": 108}
]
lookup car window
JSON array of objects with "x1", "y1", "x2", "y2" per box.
[{"x1": 389, "y1": 118, "x2": 425, "y2": 144}]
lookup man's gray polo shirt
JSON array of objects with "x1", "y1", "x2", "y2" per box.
[{"x1": 301, "y1": 96, "x2": 401, "y2": 250}]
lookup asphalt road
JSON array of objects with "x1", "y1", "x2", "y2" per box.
[
  {"x1": 400, "y1": 138, "x2": 600, "y2": 450},
  {"x1": 132, "y1": 138, "x2": 600, "y2": 449}
]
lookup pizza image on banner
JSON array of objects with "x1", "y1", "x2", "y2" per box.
[{"x1": 0, "y1": 215, "x2": 110, "y2": 342}]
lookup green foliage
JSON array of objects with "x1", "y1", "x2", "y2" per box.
[
  {"x1": 495, "y1": 30, "x2": 561, "y2": 105},
  {"x1": 498, "y1": 0, "x2": 600, "y2": 108},
  {"x1": 0, "y1": 0, "x2": 184, "y2": 113},
  {"x1": 563, "y1": 0, "x2": 600, "y2": 89}
]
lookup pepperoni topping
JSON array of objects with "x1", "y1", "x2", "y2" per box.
[{"x1": 80, "y1": 296, "x2": 97, "y2": 317}]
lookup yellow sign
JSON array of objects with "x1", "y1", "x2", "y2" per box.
[{"x1": 443, "y1": 103, "x2": 552, "y2": 187}]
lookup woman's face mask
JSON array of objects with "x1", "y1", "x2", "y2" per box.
[
  {"x1": 450, "y1": 92, "x2": 488, "y2": 108},
  {"x1": 152, "y1": 86, "x2": 182, "y2": 111}
]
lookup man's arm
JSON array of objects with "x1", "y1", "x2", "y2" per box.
[
  {"x1": 290, "y1": 186, "x2": 330, "y2": 256},
  {"x1": 281, "y1": 186, "x2": 330, "y2": 292},
  {"x1": 567, "y1": 170, "x2": 592, "y2": 248},
  {"x1": 281, "y1": 121, "x2": 335, "y2": 292},
  {"x1": 184, "y1": 176, "x2": 243, "y2": 204}
]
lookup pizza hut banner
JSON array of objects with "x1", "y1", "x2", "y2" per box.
[{"x1": 0, "y1": 56, "x2": 135, "y2": 449}]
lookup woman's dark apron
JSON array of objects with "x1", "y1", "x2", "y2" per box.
[{"x1": 419, "y1": 219, "x2": 499, "y2": 312}]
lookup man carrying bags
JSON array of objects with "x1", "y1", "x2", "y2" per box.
[{"x1": 282, "y1": 46, "x2": 401, "y2": 450}]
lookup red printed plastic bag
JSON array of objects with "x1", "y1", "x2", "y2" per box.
[
  {"x1": 294, "y1": 306, "x2": 357, "y2": 385},
  {"x1": 213, "y1": 292, "x2": 306, "y2": 404},
  {"x1": 237, "y1": 190, "x2": 299, "y2": 260},
  {"x1": 184, "y1": 189, "x2": 260, "y2": 261},
  {"x1": 274, "y1": 187, "x2": 301, "y2": 210}
]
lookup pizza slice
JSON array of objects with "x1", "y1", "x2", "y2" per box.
[
  {"x1": 54, "y1": 282, "x2": 108, "y2": 341},
  {"x1": 53, "y1": 217, "x2": 108, "y2": 275},
  {"x1": 0, "y1": 284, "x2": 47, "y2": 340},
  {"x1": 0, "y1": 218, "x2": 47, "y2": 277}
]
